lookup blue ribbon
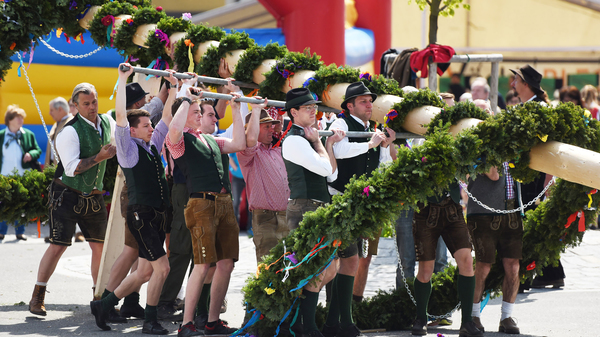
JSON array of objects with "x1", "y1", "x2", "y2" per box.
[
  {"x1": 274, "y1": 296, "x2": 300, "y2": 337},
  {"x1": 17, "y1": 55, "x2": 24, "y2": 77},
  {"x1": 302, "y1": 77, "x2": 317, "y2": 88},
  {"x1": 480, "y1": 290, "x2": 490, "y2": 312},
  {"x1": 231, "y1": 308, "x2": 261, "y2": 337},
  {"x1": 106, "y1": 23, "x2": 112, "y2": 46},
  {"x1": 109, "y1": 77, "x2": 119, "y2": 100}
]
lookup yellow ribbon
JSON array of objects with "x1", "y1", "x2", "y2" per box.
[
  {"x1": 537, "y1": 134, "x2": 548, "y2": 142},
  {"x1": 264, "y1": 287, "x2": 276, "y2": 295},
  {"x1": 508, "y1": 163, "x2": 515, "y2": 168},
  {"x1": 56, "y1": 28, "x2": 63, "y2": 38},
  {"x1": 185, "y1": 39, "x2": 195, "y2": 73}
]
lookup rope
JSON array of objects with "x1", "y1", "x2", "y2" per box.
[
  {"x1": 40, "y1": 39, "x2": 102, "y2": 59},
  {"x1": 16, "y1": 53, "x2": 57, "y2": 162}
]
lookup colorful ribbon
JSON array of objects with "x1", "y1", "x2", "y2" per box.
[
  {"x1": 274, "y1": 297, "x2": 300, "y2": 337},
  {"x1": 154, "y1": 29, "x2": 170, "y2": 48},
  {"x1": 75, "y1": 4, "x2": 91, "y2": 20},
  {"x1": 565, "y1": 210, "x2": 585, "y2": 232},
  {"x1": 184, "y1": 39, "x2": 195, "y2": 73},
  {"x1": 588, "y1": 189, "x2": 597, "y2": 209},
  {"x1": 109, "y1": 77, "x2": 119, "y2": 100}
]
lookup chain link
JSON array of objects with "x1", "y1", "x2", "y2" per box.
[
  {"x1": 393, "y1": 232, "x2": 461, "y2": 320},
  {"x1": 40, "y1": 39, "x2": 102, "y2": 59},
  {"x1": 16, "y1": 53, "x2": 57, "y2": 162},
  {"x1": 458, "y1": 176, "x2": 555, "y2": 214}
]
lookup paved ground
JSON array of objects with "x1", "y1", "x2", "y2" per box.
[{"x1": 1, "y1": 224, "x2": 600, "y2": 336}]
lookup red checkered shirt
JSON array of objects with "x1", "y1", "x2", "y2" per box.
[
  {"x1": 238, "y1": 143, "x2": 290, "y2": 211},
  {"x1": 165, "y1": 127, "x2": 225, "y2": 160}
]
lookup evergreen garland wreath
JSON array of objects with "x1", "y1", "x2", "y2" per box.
[
  {"x1": 384, "y1": 89, "x2": 447, "y2": 141},
  {"x1": 232, "y1": 43, "x2": 288, "y2": 95},
  {"x1": 195, "y1": 31, "x2": 255, "y2": 81},
  {"x1": 88, "y1": 1, "x2": 136, "y2": 48},
  {"x1": 0, "y1": 166, "x2": 55, "y2": 225},
  {"x1": 113, "y1": 6, "x2": 166, "y2": 57},
  {"x1": 145, "y1": 16, "x2": 192, "y2": 68},
  {"x1": 258, "y1": 50, "x2": 324, "y2": 101},
  {"x1": 58, "y1": 0, "x2": 108, "y2": 39},
  {"x1": 172, "y1": 24, "x2": 226, "y2": 73},
  {"x1": 361, "y1": 73, "x2": 404, "y2": 96},
  {"x1": 305, "y1": 64, "x2": 360, "y2": 101}
]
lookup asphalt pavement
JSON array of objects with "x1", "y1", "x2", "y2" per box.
[{"x1": 1, "y1": 224, "x2": 600, "y2": 336}]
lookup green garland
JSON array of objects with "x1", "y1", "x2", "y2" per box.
[
  {"x1": 58, "y1": 0, "x2": 108, "y2": 38},
  {"x1": 258, "y1": 51, "x2": 324, "y2": 101},
  {"x1": 305, "y1": 64, "x2": 360, "y2": 101},
  {"x1": 144, "y1": 16, "x2": 192, "y2": 68},
  {"x1": 384, "y1": 89, "x2": 446, "y2": 140},
  {"x1": 361, "y1": 73, "x2": 404, "y2": 96},
  {"x1": 88, "y1": 1, "x2": 136, "y2": 48},
  {"x1": 0, "y1": 166, "x2": 55, "y2": 225},
  {"x1": 113, "y1": 6, "x2": 166, "y2": 58},
  {"x1": 172, "y1": 24, "x2": 226, "y2": 73},
  {"x1": 195, "y1": 31, "x2": 255, "y2": 81},
  {"x1": 232, "y1": 43, "x2": 288, "y2": 95},
  {"x1": 426, "y1": 101, "x2": 490, "y2": 136}
]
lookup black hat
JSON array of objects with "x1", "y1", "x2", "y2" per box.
[
  {"x1": 509, "y1": 65, "x2": 542, "y2": 91},
  {"x1": 282, "y1": 88, "x2": 321, "y2": 111},
  {"x1": 126, "y1": 83, "x2": 149, "y2": 108},
  {"x1": 244, "y1": 109, "x2": 281, "y2": 126},
  {"x1": 341, "y1": 82, "x2": 377, "y2": 111}
]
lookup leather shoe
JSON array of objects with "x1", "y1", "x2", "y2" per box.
[
  {"x1": 16, "y1": 234, "x2": 27, "y2": 241},
  {"x1": 142, "y1": 320, "x2": 169, "y2": 335},
  {"x1": 499, "y1": 317, "x2": 520, "y2": 334},
  {"x1": 472, "y1": 316, "x2": 485, "y2": 332},
  {"x1": 107, "y1": 307, "x2": 127, "y2": 323},
  {"x1": 411, "y1": 318, "x2": 427, "y2": 336},
  {"x1": 120, "y1": 303, "x2": 145, "y2": 319},
  {"x1": 459, "y1": 320, "x2": 483, "y2": 337},
  {"x1": 90, "y1": 300, "x2": 111, "y2": 331}
]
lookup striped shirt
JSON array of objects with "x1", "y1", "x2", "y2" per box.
[{"x1": 238, "y1": 143, "x2": 290, "y2": 211}]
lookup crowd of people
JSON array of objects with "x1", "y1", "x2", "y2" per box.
[{"x1": 0, "y1": 62, "x2": 595, "y2": 337}]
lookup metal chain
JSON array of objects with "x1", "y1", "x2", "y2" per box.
[
  {"x1": 393, "y1": 232, "x2": 461, "y2": 320},
  {"x1": 16, "y1": 53, "x2": 58, "y2": 162},
  {"x1": 457, "y1": 176, "x2": 555, "y2": 214},
  {"x1": 40, "y1": 39, "x2": 102, "y2": 59}
]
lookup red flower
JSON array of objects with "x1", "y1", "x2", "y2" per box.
[
  {"x1": 156, "y1": 6, "x2": 163, "y2": 11},
  {"x1": 526, "y1": 261, "x2": 536, "y2": 271},
  {"x1": 126, "y1": 18, "x2": 134, "y2": 26}
]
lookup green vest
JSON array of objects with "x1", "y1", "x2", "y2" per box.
[
  {"x1": 61, "y1": 114, "x2": 111, "y2": 194},
  {"x1": 174, "y1": 133, "x2": 231, "y2": 194},
  {"x1": 122, "y1": 144, "x2": 170, "y2": 208},
  {"x1": 283, "y1": 125, "x2": 331, "y2": 203},
  {"x1": 329, "y1": 114, "x2": 380, "y2": 193}
]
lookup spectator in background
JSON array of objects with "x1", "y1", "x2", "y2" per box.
[
  {"x1": 460, "y1": 92, "x2": 473, "y2": 102},
  {"x1": 45, "y1": 97, "x2": 74, "y2": 166},
  {"x1": 505, "y1": 90, "x2": 520, "y2": 106},
  {"x1": 471, "y1": 77, "x2": 506, "y2": 111},
  {"x1": 0, "y1": 105, "x2": 42, "y2": 241},
  {"x1": 440, "y1": 93, "x2": 455, "y2": 107},
  {"x1": 580, "y1": 85, "x2": 600, "y2": 120},
  {"x1": 229, "y1": 152, "x2": 250, "y2": 230},
  {"x1": 319, "y1": 111, "x2": 337, "y2": 130},
  {"x1": 559, "y1": 86, "x2": 583, "y2": 106},
  {"x1": 449, "y1": 73, "x2": 466, "y2": 101}
]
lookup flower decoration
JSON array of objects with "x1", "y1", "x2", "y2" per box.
[
  {"x1": 362, "y1": 186, "x2": 370, "y2": 197},
  {"x1": 421, "y1": 156, "x2": 427, "y2": 163},
  {"x1": 182, "y1": 13, "x2": 192, "y2": 21},
  {"x1": 156, "y1": 6, "x2": 163, "y2": 11},
  {"x1": 101, "y1": 15, "x2": 115, "y2": 26},
  {"x1": 526, "y1": 261, "x2": 536, "y2": 271},
  {"x1": 126, "y1": 18, "x2": 134, "y2": 26},
  {"x1": 359, "y1": 72, "x2": 372, "y2": 82}
]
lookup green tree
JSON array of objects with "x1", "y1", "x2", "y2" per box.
[{"x1": 410, "y1": 0, "x2": 470, "y2": 45}]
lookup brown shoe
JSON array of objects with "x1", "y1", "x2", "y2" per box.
[
  {"x1": 499, "y1": 317, "x2": 520, "y2": 334},
  {"x1": 472, "y1": 316, "x2": 485, "y2": 332},
  {"x1": 29, "y1": 285, "x2": 47, "y2": 316}
]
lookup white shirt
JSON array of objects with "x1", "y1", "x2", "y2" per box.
[
  {"x1": 328, "y1": 115, "x2": 392, "y2": 195},
  {"x1": 282, "y1": 129, "x2": 337, "y2": 182},
  {"x1": 49, "y1": 114, "x2": 72, "y2": 163},
  {"x1": 56, "y1": 113, "x2": 116, "y2": 177},
  {"x1": 525, "y1": 94, "x2": 548, "y2": 107},
  {"x1": 1, "y1": 128, "x2": 25, "y2": 176}
]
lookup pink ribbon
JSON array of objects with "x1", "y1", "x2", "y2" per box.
[{"x1": 154, "y1": 29, "x2": 170, "y2": 48}]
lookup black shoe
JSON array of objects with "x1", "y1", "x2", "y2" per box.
[
  {"x1": 178, "y1": 322, "x2": 203, "y2": 337},
  {"x1": 459, "y1": 320, "x2": 483, "y2": 337},
  {"x1": 204, "y1": 319, "x2": 237, "y2": 335},
  {"x1": 337, "y1": 324, "x2": 363, "y2": 337},
  {"x1": 106, "y1": 307, "x2": 127, "y2": 323},
  {"x1": 16, "y1": 234, "x2": 27, "y2": 241},
  {"x1": 157, "y1": 303, "x2": 179, "y2": 320},
  {"x1": 411, "y1": 318, "x2": 427, "y2": 336},
  {"x1": 194, "y1": 314, "x2": 208, "y2": 331},
  {"x1": 90, "y1": 300, "x2": 111, "y2": 331},
  {"x1": 143, "y1": 320, "x2": 169, "y2": 335},
  {"x1": 531, "y1": 277, "x2": 564, "y2": 288},
  {"x1": 120, "y1": 303, "x2": 145, "y2": 319},
  {"x1": 321, "y1": 323, "x2": 340, "y2": 337}
]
